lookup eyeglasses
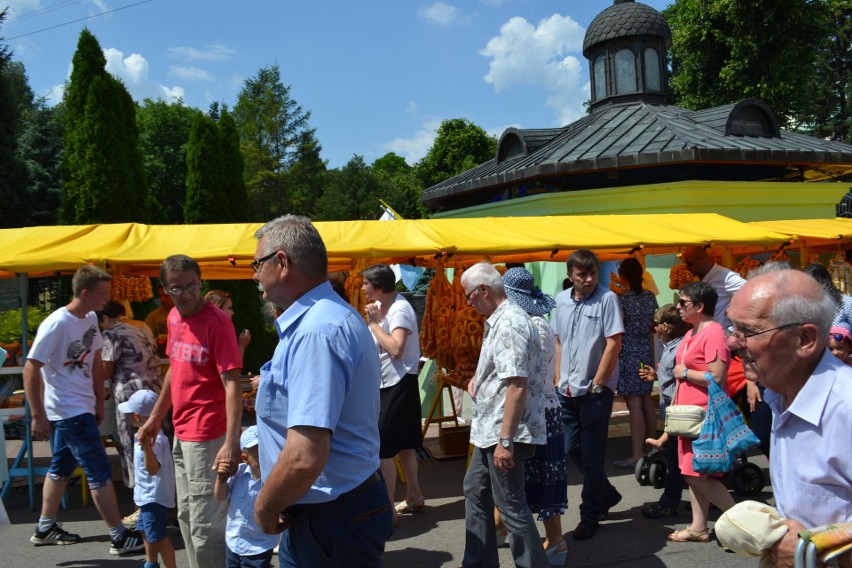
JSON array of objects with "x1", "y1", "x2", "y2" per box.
[
  {"x1": 832, "y1": 333, "x2": 848, "y2": 343},
  {"x1": 730, "y1": 322, "x2": 803, "y2": 344},
  {"x1": 677, "y1": 299, "x2": 694, "y2": 307},
  {"x1": 465, "y1": 285, "x2": 484, "y2": 301},
  {"x1": 250, "y1": 251, "x2": 279, "y2": 273},
  {"x1": 165, "y1": 281, "x2": 200, "y2": 296},
  {"x1": 653, "y1": 320, "x2": 664, "y2": 326}
]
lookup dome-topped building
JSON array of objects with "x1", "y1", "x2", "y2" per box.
[
  {"x1": 420, "y1": 0, "x2": 852, "y2": 218},
  {"x1": 583, "y1": 0, "x2": 672, "y2": 109}
]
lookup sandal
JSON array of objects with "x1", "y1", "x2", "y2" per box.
[
  {"x1": 668, "y1": 527, "x2": 710, "y2": 543},
  {"x1": 395, "y1": 496, "x2": 425, "y2": 514}
]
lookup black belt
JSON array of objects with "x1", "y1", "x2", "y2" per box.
[{"x1": 283, "y1": 471, "x2": 381, "y2": 518}]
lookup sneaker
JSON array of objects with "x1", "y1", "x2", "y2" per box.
[
  {"x1": 122, "y1": 509, "x2": 140, "y2": 529},
  {"x1": 641, "y1": 503, "x2": 678, "y2": 519},
  {"x1": 110, "y1": 529, "x2": 145, "y2": 556},
  {"x1": 30, "y1": 522, "x2": 81, "y2": 546}
]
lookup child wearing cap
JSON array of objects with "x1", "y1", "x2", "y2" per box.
[
  {"x1": 828, "y1": 325, "x2": 852, "y2": 365},
  {"x1": 118, "y1": 390, "x2": 176, "y2": 568},
  {"x1": 214, "y1": 426, "x2": 279, "y2": 567}
]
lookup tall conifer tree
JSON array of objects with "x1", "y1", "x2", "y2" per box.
[{"x1": 61, "y1": 28, "x2": 148, "y2": 223}]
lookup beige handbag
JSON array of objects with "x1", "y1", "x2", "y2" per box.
[
  {"x1": 664, "y1": 339, "x2": 706, "y2": 438},
  {"x1": 664, "y1": 393, "x2": 706, "y2": 438}
]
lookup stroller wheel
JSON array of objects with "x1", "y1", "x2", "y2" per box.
[
  {"x1": 634, "y1": 456, "x2": 650, "y2": 485},
  {"x1": 730, "y1": 461, "x2": 765, "y2": 497},
  {"x1": 649, "y1": 461, "x2": 667, "y2": 489}
]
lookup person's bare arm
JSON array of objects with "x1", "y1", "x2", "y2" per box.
[
  {"x1": 140, "y1": 433, "x2": 161, "y2": 475},
  {"x1": 213, "y1": 460, "x2": 231, "y2": 502},
  {"x1": 255, "y1": 425, "x2": 330, "y2": 534},
  {"x1": 494, "y1": 376, "x2": 527, "y2": 472},
  {"x1": 23, "y1": 359, "x2": 50, "y2": 440},
  {"x1": 92, "y1": 350, "x2": 106, "y2": 424},
  {"x1": 368, "y1": 324, "x2": 408, "y2": 360},
  {"x1": 592, "y1": 335, "x2": 621, "y2": 387},
  {"x1": 213, "y1": 368, "x2": 243, "y2": 477},
  {"x1": 138, "y1": 367, "x2": 172, "y2": 441}
]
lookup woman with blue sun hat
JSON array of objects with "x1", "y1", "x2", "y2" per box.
[{"x1": 497, "y1": 267, "x2": 569, "y2": 565}]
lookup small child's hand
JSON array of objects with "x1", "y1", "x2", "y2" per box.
[
  {"x1": 138, "y1": 433, "x2": 152, "y2": 449},
  {"x1": 216, "y1": 460, "x2": 231, "y2": 477},
  {"x1": 639, "y1": 366, "x2": 656, "y2": 382}
]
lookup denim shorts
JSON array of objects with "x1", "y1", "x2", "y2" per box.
[
  {"x1": 139, "y1": 502, "x2": 169, "y2": 543},
  {"x1": 48, "y1": 413, "x2": 113, "y2": 488}
]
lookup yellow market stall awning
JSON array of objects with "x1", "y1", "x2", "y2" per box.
[{"x1": 0, "y1": 213, "x2": 794, "y2": 279}]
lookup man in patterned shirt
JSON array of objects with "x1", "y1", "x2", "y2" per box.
[{"x1": 460, "y1": 262, "x2": 548, "y2": 568}]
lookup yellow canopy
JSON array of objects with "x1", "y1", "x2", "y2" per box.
[{"x1": 0, "y1": 213, "x2": 795, "y2": 279}]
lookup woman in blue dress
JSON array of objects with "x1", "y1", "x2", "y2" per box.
[{"x1": 613, "y1": 258, "x2": 658, "y2": 468}]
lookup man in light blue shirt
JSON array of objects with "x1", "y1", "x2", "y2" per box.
[
  {"x1": 551, "y1": 249, "x2": 624, "y2": 541},
  {"x1": 251, "y1": 215, "x2": 391, "y2": 568},
  {"x1": 727, "y1": 267, "x2": 851, "y2": 568}
]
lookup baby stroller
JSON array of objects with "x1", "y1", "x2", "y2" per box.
[
  {"x1": 634, "y1": 445, "x2": 667, "y2": 489},
  {"x1": 634, "y1": 444, "x2": 766, "y2": 497}
]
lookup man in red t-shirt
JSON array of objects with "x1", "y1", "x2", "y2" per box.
[{"x1": 139, "y1": 255, "x2": 242, "y2": 568}]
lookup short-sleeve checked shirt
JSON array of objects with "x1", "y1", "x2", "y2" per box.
[{"x1": 469, "y1": 300, "x2": 547, "y2": 448}]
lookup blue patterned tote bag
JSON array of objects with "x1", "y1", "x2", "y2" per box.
[{"x1": 692, "y1": 373, "x2": 760, "y2": 474}]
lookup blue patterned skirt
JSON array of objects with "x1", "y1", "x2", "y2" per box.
[{"x1": 524, "y1": 394, "x2": 568, "y2": 521}]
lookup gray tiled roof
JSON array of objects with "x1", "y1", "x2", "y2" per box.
[
  {"x1": 422, "y1": 101, "x2": 852, "y2": 207},
  {"x1": 583, "y1": 0, "x2": 672, "y2": 55}
]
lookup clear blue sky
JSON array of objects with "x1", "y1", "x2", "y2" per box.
[{"x1": 3, "y1": 0, "x2": 670, "y2": 169}]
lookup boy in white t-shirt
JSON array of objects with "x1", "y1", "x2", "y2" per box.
[
  {"x1": 119, "y1": 390, "x2": 176, "y2": 568},
  {"x1": 214, "y1": 426, "x2": 279, "y2": 567},
  {"x1": 25, "y1": 265, "x2": 143, "y2": 556}
]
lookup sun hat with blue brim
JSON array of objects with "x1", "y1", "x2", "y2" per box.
[{"x1": 501, "y1": 267, "x2": 556, "y2": 317}]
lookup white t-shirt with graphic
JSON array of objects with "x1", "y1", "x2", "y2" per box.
[{"x1": 28, "y1": 307, "x2": 104, "y2": 421}]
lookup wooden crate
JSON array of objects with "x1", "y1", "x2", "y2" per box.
[{"x1": 438, "y1": 424, "x2": 470, "y2": 456}]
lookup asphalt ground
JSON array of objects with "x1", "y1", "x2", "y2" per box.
[{"x1": 1, "y1": 424, "x2": 770, "y2": 567}]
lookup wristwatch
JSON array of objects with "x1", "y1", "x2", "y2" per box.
[
  {"x1": 591, "y1": 384, "x2": 604, "y2": 395},
  {"x1": 499, "y1": 437, "x2": 512, "y2": 449}
]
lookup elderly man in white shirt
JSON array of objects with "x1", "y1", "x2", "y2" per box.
[
  {"x1": 726, "y1": 266, "x2": 852, "y2": 568},
  {"x1": 461, "y1": 262, "x2": 549, "y2": 568}
]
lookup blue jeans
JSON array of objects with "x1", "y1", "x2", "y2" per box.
[
  {"x1": 226, "y1": 547, "x2": 273, "y2": 568},
  {"x1": 48, "y1": 413, "x2": 112, "y2": 488},
  {"x1": 462, "y1": 443, "x2": 548, "y2": 568},
  {"x1": 278, "y1": 474, "x2": 392, "y2": 567},
  {"x1": 659, "y1": 435, "x2": 684, "y2": 508},
  {"x1": 558, "y1": 389, "x2": 619, "y2": 523}
]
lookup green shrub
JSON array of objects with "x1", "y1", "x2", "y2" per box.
[{"x1": 0, "y1": 307, "x2": 51, "y2": 343}]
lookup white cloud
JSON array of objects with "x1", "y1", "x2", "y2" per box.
[
  {"x1": 418, "y1": 2, "x2": 459, "y2": 27},
  {"x1": 169, "y1": 66, "x2": 213, "y2": 82},
  {"x1": 383, "y1": 118, "x2": 443, "y2": 165},
  {"x1": 103, "y1": 47, "x2": 184, "y2": 102},
  {"x1": 44, "y1": 83, "x2": 65, "y2": 106},
  {"x1": 480, "y1": 14, "x2": 587, "y2": 125},
  {"x1": 165, "y1": 43, "x2": 235, "y2": 62}
]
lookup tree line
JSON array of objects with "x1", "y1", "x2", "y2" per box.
[{"x1": 1, "y1": 0, "x2": 850, "y2": 231}]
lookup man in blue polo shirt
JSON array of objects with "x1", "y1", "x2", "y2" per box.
[
  {"x1": 251, "y1": 215, "x2": 392, "y2": 567},
  {"x1": 552, "y1": 249, "x2": 625, "y2": 541}
]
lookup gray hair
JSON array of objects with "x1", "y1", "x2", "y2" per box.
[
  {"x1": 460, "y1": 262, "x2": 505, "y2": 295},
  {"x1": 254, "y1": 215, "x2": 328, "y2": 280},
  {"x1": 750, "y1": 264, "x2": 835, "y2": 341}
]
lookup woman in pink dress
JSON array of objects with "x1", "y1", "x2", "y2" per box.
[{"x1": 669, "y1": 281, "x2": 735, "y2": 543}]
